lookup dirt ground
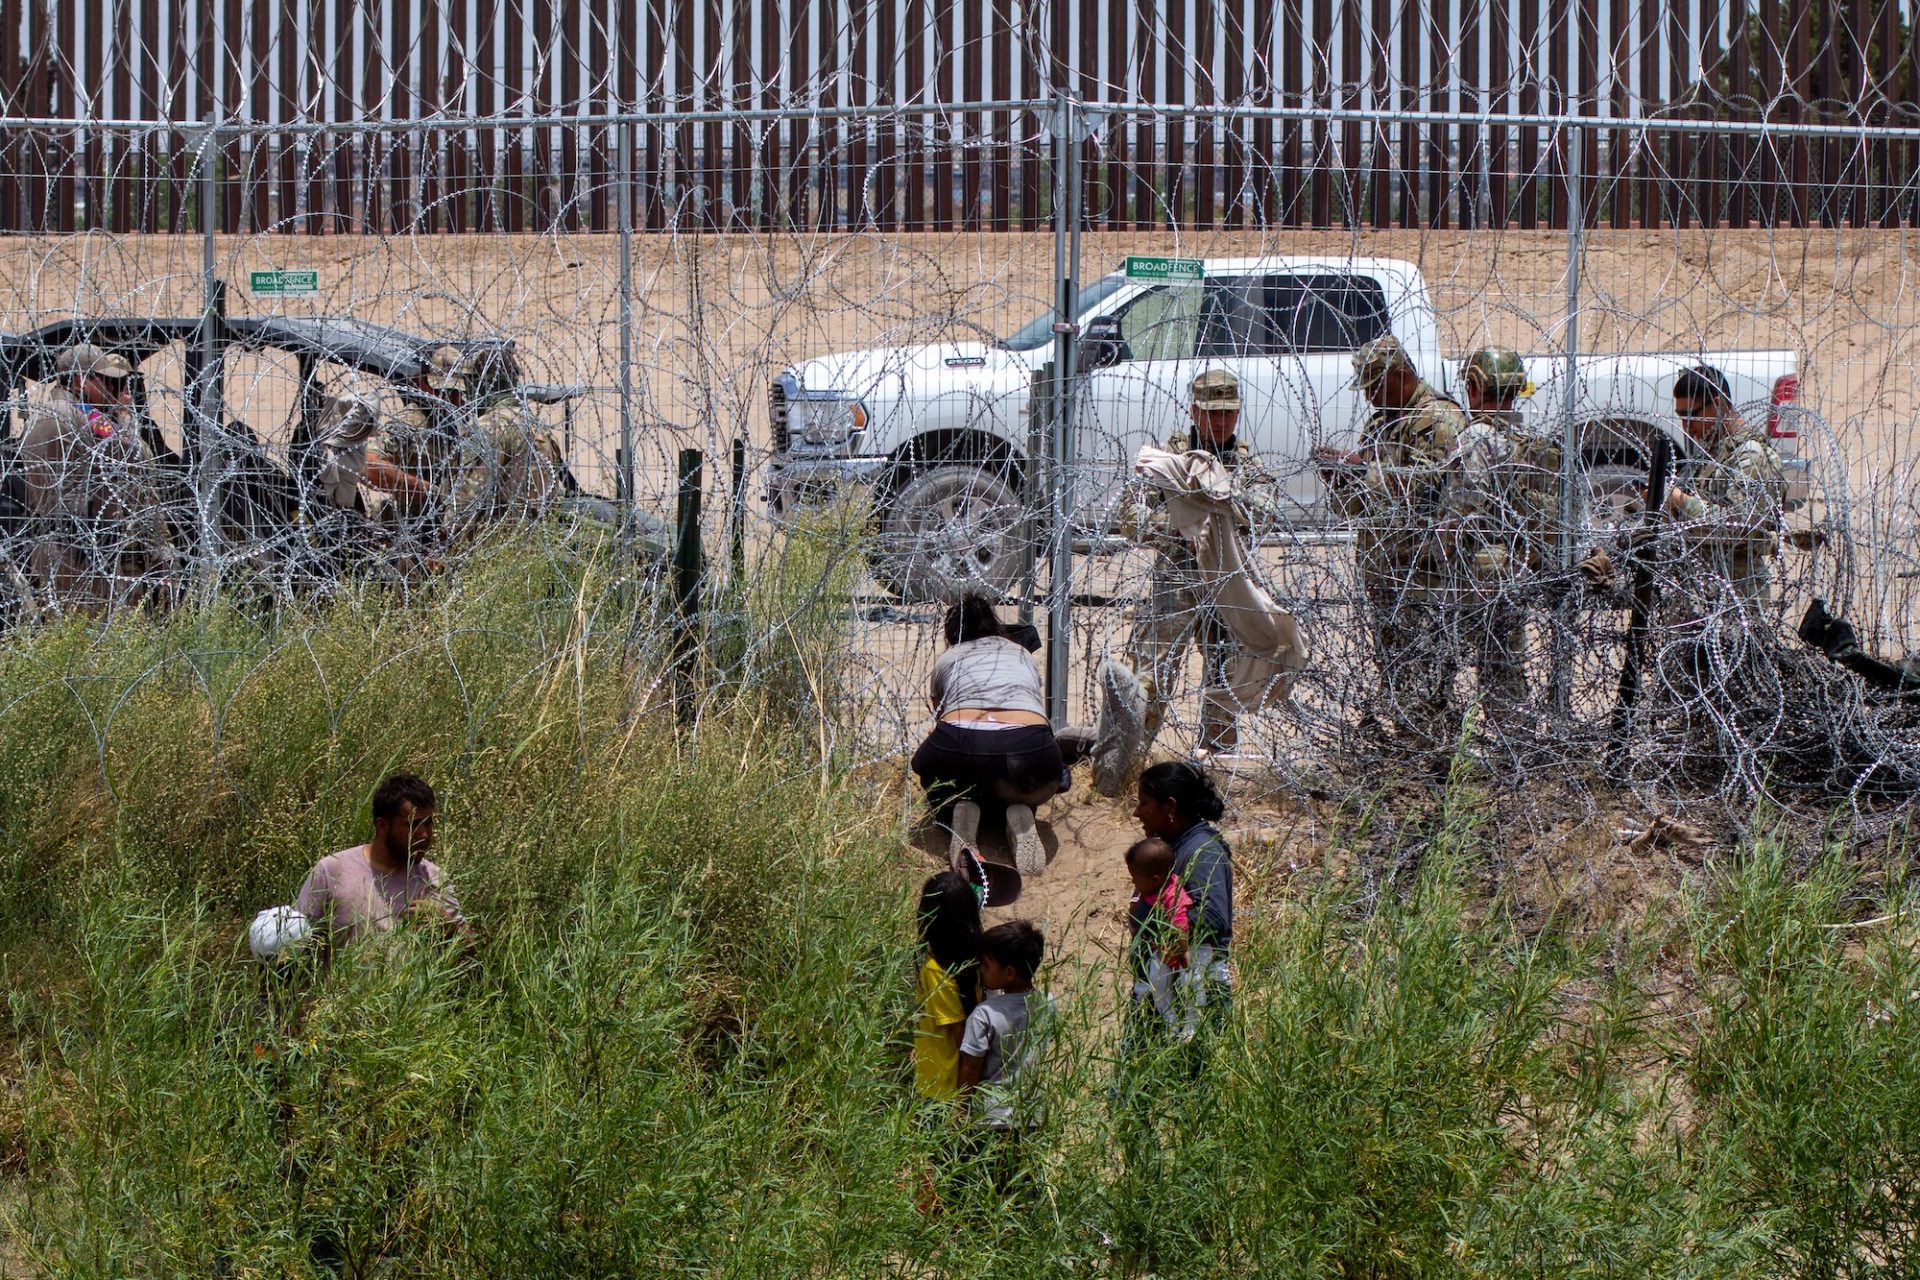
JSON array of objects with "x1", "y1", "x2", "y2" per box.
[{"x1": 893, "y1": 748, "x2": 1729, "y2": 1020}]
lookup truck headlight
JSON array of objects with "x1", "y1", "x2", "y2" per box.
[{"x1": 795, "y1": 396, "x2": 869, "y2": 447}]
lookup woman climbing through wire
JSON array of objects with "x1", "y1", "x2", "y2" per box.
[{"x1": 911, "y1": 593, "x2": 1069, "y2": 877}]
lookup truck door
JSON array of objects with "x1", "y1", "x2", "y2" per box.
[{"x1": 1073, "y1": 281, "x2": 1204, "y2": 526}]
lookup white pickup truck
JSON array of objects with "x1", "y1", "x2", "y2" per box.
[{"x1": 767, "y1": 256, "x2": 1804, "y2": 600}]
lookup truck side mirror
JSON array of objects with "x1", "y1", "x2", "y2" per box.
[{"x1": 1076, "y1": 316, "x2": 1128, "y2": 374}]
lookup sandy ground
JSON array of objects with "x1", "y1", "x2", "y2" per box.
[{"x1": 893, "y1": 748, "x2": 1716, "y2": 1022}]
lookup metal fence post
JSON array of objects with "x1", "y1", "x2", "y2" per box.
[
  {"x1": 194, "y1": 123, "x2": 221, "y2": 601},
  {"x1": 1553, "y1": 124, "x2": 1583, "y2": 722},
  {"x1": 1020, "y1": 360, "x2": 1052, "y2": 628},
  {"x1": 729, "y1": 435, "x2": 748, "y2": 582},
  {"x1": 1044, "y1": 95, "x2": 1080, "y2": 726},
  {"x1": 618, "y1": 121, "x2": 637, "y2": 531}
]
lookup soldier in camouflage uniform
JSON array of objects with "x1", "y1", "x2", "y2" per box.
[
  {"x1": 1125, "y1": 367, "x2": 1282, "y2": 756},
  {"x1": 365, "y1": 344, "x2": 566, "y2": 542},
  {"x1": 1314, "y1": 335, "x2": 1470, "y2": 748},
  {"x1": 1445, "y1": 346, "x2": 1545, "y2": 733},
  {"x1": 1659, "y1": 365, "x2": 1784, "y2": 621},
  {"x1": 444, "y1": 345, "x2": 568, "y2": 535},
  {"x1": 363, "y1": 344, "x2": 467, "y2": 525},
  {"x1": 17, "y1": 344, "x2": 176, "y2": 612}
]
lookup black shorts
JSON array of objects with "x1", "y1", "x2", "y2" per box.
[{"x1": 912, "y1": 722, "x2": 1064, "y2": 809}]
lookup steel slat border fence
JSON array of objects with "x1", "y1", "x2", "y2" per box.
[{"x1": 1, "y1": 0, "x2": 1917, "y2": 234}]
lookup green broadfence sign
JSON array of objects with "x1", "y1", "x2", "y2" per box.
[
  {"x1": 249, "y1": 269, "x2": 319, "y2": 296},
  {"x1": 1123, "y1": 255, "x2": 1204, "y2": 283}
]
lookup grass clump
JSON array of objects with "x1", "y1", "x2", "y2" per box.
[{"x1": 1683, "y1": 840, "x2": 1920, "y2": 1275}]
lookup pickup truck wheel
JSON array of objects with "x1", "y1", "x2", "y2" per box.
[
  {"x1": 1583, "y1": 461, "x2": 1645, "y2": 530},
  {"x1": 875, "y1": 462, "x2": 1028, "y2": 602}
]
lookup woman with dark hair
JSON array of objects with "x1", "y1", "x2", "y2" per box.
[
  {"x1": 1133, "y1": 761, "x2": 1233, "y2": 1009},
  {"x1": 911, "y1": 592, "x2": 1064, "y2": 876}
]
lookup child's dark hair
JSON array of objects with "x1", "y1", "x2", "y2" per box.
[
  {"x1": 1125, "y1": 837, "x2": 1176, "y2": 879},
  {"x1": 980, "y1": 919, "x2": 1044, "y2": 982},
  {"x1": 917, "y1": 871, "x2": 983, "y2": 1011},
  {"x1": 1138, "y1": 761, "x2": 1226, "y2": 822},
  {"x1": 943, "y1": 592, "x2": 1006, "y2": 646}
]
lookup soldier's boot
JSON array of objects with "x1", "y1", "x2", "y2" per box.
[
  {"x1": 948, "y1": 800, "x2": 982, "y2": 872},
  {"x1": 1007, "y1": 803, "x2": 1046, "y2": 877},
  {"x1": 1195, "y1": 687, "x2": 1238, "y2": 760}
]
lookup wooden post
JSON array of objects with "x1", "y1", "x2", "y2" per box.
[
  {"x1": 729, "y1": 435, "x2": 748, "y2": 582},
  {"x1": 675, "y1": 447, "x2": 705, "y2": 624},
  {"x1": 674, "y1": 448, "x2": 705, "y2": 723}
]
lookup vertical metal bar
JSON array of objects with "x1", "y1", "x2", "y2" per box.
[
  {"x1": 197, "y1": 129, "x2": 221, "y2": 598},
  {"x1": 1045, "y1": 96, "x2": 1078, "y2": 725},
  {"x1": 1553, "y1": 123, "x2": 1581, "y2": 722},
  {"x1": 1194, "y1": 0, "x2": 1216, "y2": 227},
  {"x1": 1132, "y1": 0, "x2": 1155, "y2": 229},
  {"x1": 1608, "y1": 0, "x2": 1632, "y2": 227},
  {"x1": 201, "y1": 126, "x2": 218, "y2": 348},
  {"x1": 1021, "y1": 361, "x2": 1048, "y2": 628},
  {"x1": 904, "y1": 0, "x2": 926, "y2": 230},
  {"x1": 1369, "y1": 0, "x2": 1392, "y2": 227},
  {"x1": 1488, "y1": 0, "x2": 1509, "y2": 225},
  {"x1": 1342, "y1": 0, "x2": 1362, "y2": 226},
  {"x1": 1549, "y1": 0, "x2": 1569, "y2": 226},
  {"x1": 875, "y1": 0, "x2": 897, "y2": 228},
  {"x1": 1310, "y1": 0, "x2": 1332, "y2": 225},
  {"x1": 1427, "y1": 0, "x2": 1449, "y2": 227},
  {"x1": 1242, "y1": 0, "x2": 1270, "y2": 228},
  {"x1": 618, "y1": 120, "x2": 635, "y2": 530},
  {"x1": 1519, "y1": 0, "x2": 1540, "y2": 227},
  {"x1": 1280, "y1": 0, "x2": 1302, "y2": 223},
  {"x1": 989, "y1": 0, "x2": 1011, "y2": 229},
  {"x1": 1397, "y1": 0, "x2": 1417, "y2": 226}
]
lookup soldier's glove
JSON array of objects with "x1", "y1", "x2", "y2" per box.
[{"x1": 1575, "y1": 549, "x2": 1614, "y2": 590}]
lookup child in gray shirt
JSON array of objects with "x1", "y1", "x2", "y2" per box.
[{"x1": 958, "y1": 920, "x2": 1053, "y2": 1133}]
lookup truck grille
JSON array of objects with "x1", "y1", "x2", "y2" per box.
[{"x1": 769, "y1": 380, "x2": 790, "y2": 454}]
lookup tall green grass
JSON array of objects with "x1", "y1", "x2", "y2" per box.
[{"x1": 4, "y1": 537, "x2": 1920, "y2": 1276}]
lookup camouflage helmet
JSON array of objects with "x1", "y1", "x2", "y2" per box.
[
  {"x1": 1190, "y1": 367, "x2": 1241, "y2": 410},
  {"x1": 463, "y1": 342, "x2": 522, "y2": 398},
  {"x1": 1352, "y1": 334, "x2": 1414, "y2": 388},
  {"x1": 55, "y1": 343, "x2": 136, "y2": 381},
  {"x1": 423, "y1": 344, "x2": 473, "y2": 392},
  {"x1": 1462, "y1": 345, "x2": 1528, "y2": 396}
]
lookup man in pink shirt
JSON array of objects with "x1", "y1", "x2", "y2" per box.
[{"x1": 293, "y1": 772, "x2": 469, "y2": 959}]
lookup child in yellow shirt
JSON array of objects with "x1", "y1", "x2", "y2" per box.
[{"x1": 914, "y1": 871, "x2": 983, "y2": 1100}]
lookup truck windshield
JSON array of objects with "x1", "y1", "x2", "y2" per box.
[{"x1": 996, "y1": 275, "x2": 1126, "y2": 351}]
